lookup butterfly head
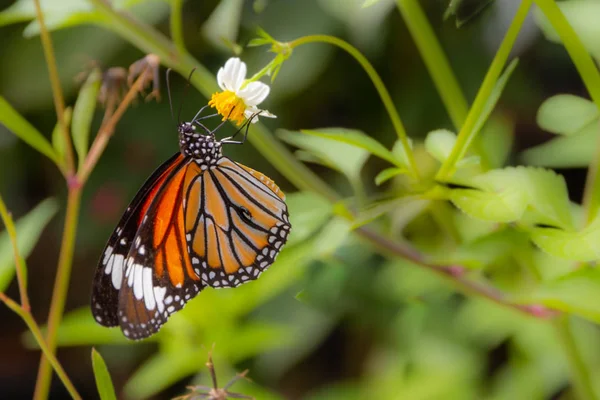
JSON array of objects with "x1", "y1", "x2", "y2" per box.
[{"x1": 178, "y1": 122, "x2": 223, "y2": 168}]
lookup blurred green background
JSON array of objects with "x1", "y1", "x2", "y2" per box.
[{"x1": 0, "y1": 0, "x2": 597, "y2": 399}]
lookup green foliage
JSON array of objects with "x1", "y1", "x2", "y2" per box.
[
  {"x1": 0, "y1": 198, "x2": 58, "y2": 292},
  {"x1": 72, "y1": 68, "x2": 101, "y2": 170},
  {"x1": 51, "y1": 107, "x2": 72, "y2": 169},
  {"x1": 535, "y1": 0, "x2": 600, "y2": 61},
  {"x1": 0, "y1": 96, "x2": 59, "y2": 165},
  {"x1": 523, "y1": 94, "x2": 600, "y2": 168},
  {"x1": 91, "y1": 348, "x2": 117, "y2": 400}
]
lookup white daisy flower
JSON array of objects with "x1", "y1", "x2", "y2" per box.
[{"x1": 208, "y1": 57, "x2": 276, "y2": 125}]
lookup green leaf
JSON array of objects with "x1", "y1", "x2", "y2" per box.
[
  {"x1": 277, "y1": 129, "x2": 370, "y2": 182},
  {"x1": 285, "y1": 192, "x2": 332, "y2": 246},
  {"x1": 52, "y1": 107, "x2": 72, "y2": 169},
  {"x1": 0, "y1": 0, "x2": 91, "y2": 27},
  {"x1": 522, "y1": 268, "x2": 600, "y2": 324},
  {"x1": 312, "y1": 218, "x2": 351, "y2": 257},
  {"x1": 425, "y1": 129, "x2": 457, "y2": 163},
  {"x1": 450, "y1": 187, "x2": 527, "y2": 223},
  {"x1": 301, "y1": 128, "x2": 404, "y2": 168},
  {"x1": 520, "y1": 168, "x2": 573, "y2": 229},
  {"x1": 375, "y1": 167, "x2": 407, "y2": 186},
  {"x1": 92, "y1": 348, "x2": 117, "y2": 400},
  {"x1": 531, "y1": 216, "x2": 600, "y2": 262},
  {"x1": 23, "y1": 307, "x2": 135, "y2": 347},
  {"x1": 429, "y1": 229, "x2": 526, "y2": 269},
  {"x1": 0, "y1": 198, "x2": 58, "y2": 291},
  {"x1": 479, "y1": 114, "x2": 514, "y2": 168},
  {"x1": 449, "y1": 167, "x2": 574, "y2": 228},
  {"x1": 362, "y1": 0, "x2": 384, "y2": 7},
  {"x1": 534, "y1": 0, "x2": 600, "y2": 61},
  {"x1": 537, "y1": 94, "x2": 599, "y2": 136},
  {"x1": 445, "y1": 0, "x2": 496, "y2": 27},
  {"x1": 521, "y1": 122, "x2": 598, "y2": 168},
  {"x1": 201, "y1": 0, "x2": 244, "y2": 51},
  {"x1": 72, "y1": 69, "x2": 101, "y2": 169},
  {"x1": 351, "y1": 197, "x2": 427, "y2": 229},
  {"x1": 392, "y1": 138, "x2": 413, "y2": 168},
  {"x1": 0, "y1": 96, "x2": 58, "y2": 164}
]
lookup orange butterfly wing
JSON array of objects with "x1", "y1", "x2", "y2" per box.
[
  {"x1": 117, "y1": 160, "x2": 203, "y2": 339},
  {"x1": 184, "y1": 157, "x2": 291, "y2": 288},
  {"x1": 92, "y1": 153, "x2": 184, "y2": 328}
]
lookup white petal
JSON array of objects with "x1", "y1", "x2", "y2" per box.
[
  {"x1": 237, "y1": 81, "x2": 270, "y2": 106},
  {"x1": 216, "y1": 67, "x2": 227, "y2": 90},
  {"x1": 217, "y1": 57, "x2": 246, "y2": 92},
  {"x1": 220, "y1": 57, "x2": 246, "y2": 92},
  {"x1": 244, "y1": 107, "x2": 276, "y2": 123}
]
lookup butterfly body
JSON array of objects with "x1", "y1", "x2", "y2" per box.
[{"x1": 92, "y1": 121, "x2": 290, "y2": 340}]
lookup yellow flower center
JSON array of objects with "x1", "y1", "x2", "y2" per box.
[{"x1": 208, "y1": 91, "x2": 247, "y2": 125}]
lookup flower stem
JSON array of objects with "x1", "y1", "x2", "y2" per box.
[
  {"x1": 33, "y1": 0, "x2": 75, "y2": 176},
  {"x1": 288, "y1": 35, "x2": 420, "y2": 179},
  {"x1": 436, "y1": 0, "x2": 532, "y2": 181},
  {"x1": 395, "y1": 0, "x2": 468, "y2": 129},
  {"x1": 0, "y1": 293, "x2": 81, "y2": 400},
  {"x1": 33, "y1": 188, "x2": 82, "y2": 400},
  {"x1": 553, "y1": 316, "x2": 598, "y2": 400},
  {"x1": 0, "y1": 195, "x2": 30, "y2": 310},
  {"x1": 170, "y1": 0, "x2": 186, "y2": 55}
]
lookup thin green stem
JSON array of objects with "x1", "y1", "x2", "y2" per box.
[
  {"x1": 553, "y1": 316, "x2": 598, "y2": 400},
  {"x1": 533, "y1": 0, "x2": 600, "y2": 223},
  {"x1": 33, "y1": 188, "x2": 82, "y2": 400},
  {"x1": 0, "y1": 195, "x2": 30, "y2": 310},
  {"x1": 0, "y1": 293, "x2": 81, "y2": 400},
  {"x1": 436, "y1": 0, "x2": 532, "y2": 181},
  {"x1": 396, "y1": 0, "x2": 468, "y2": 129},
  {"x1": 170, "y1": 0, "x2": 186, "y2": 55},
  {"x1": 395, "y1": 0, "x2": 490, "y2": 170},
  {"x1": 288, "y1": 35, "x2": 420, "y2": 179},
  {"x1": 33, "y1": 0, "x2": 75, "y2": 176}
]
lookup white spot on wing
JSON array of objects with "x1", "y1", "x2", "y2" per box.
[
  {"x1": 142, "y1": 267, "x2": 155, "y2": 310},
  {"x1": 111, "y1": 254, "x2": 125, "y2": 290},
  {"x1": 153, "y1": 286, "x2": 166, "y2": 313}
]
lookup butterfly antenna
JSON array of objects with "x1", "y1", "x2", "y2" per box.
[
  {"x1": 166, "y1": 68, "x2": 175, "y2": 125},
  {"x1": 177, "y1": 67, "x2": 197, "y2": 124}
]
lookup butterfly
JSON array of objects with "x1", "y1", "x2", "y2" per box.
[{"x1": 91, "y1": 104, "x2": 291, "y2": 340}]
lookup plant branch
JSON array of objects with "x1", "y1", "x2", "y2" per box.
[
  {"x1": 170, "y1": 0, "x2": 187, "y2": 55},
  {"x1": 288, "y1": 35, "x2": 420, "y2": 179},
  {"x1": 0, "y1": 293, "x2": 81, "y2": 400},
  {"x1": 0, "y1": 195, "x2": 30, "y2": 310},
  {"x1": 33, "y1": 0, "x2": 75, "y2": 176},
  {"x1": 436, "y1": 0, "x2": 532, "y2": 181},
  {"x1": 33, "y1": 188, "x2": 82, "y2": 400},
  {"x1": 356, "y1": 226, "x2": 553, "y2": 318}
]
